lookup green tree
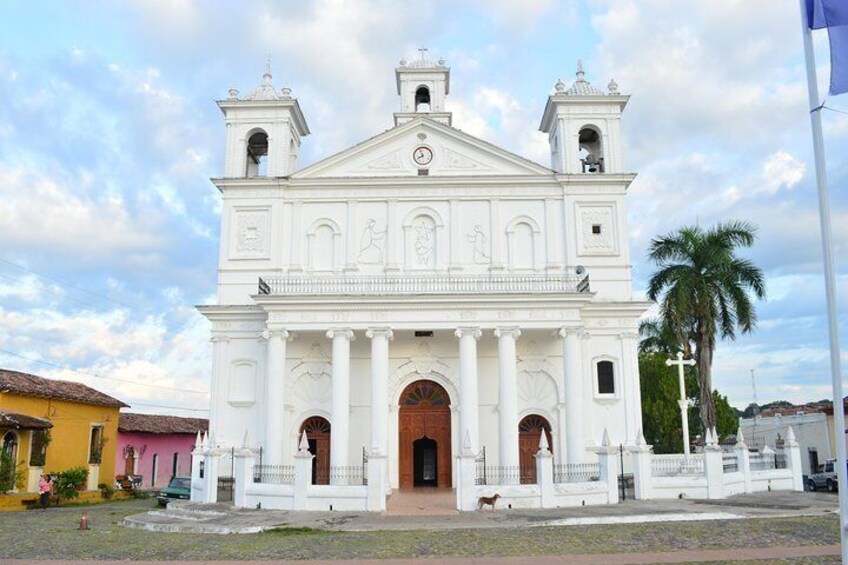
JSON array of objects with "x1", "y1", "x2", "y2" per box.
[
  {"x1": 639, "y1": 351, "x2": 699, "y2": 453},
  {"x1": 647, "y1": 221, "x2": 765, "y2": 433}
]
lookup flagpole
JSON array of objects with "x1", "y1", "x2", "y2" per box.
[{"x1": 798, "y1": 1, "x2": 848, "y2": 562}]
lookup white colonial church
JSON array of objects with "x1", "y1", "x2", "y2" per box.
[{"x1": 195, "y1": 54, "x2": 650, "y2": 509}]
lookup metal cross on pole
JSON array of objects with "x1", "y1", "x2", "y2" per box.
[{"x1": 666, "y1": 352, "x2": 696, "y2": 456}]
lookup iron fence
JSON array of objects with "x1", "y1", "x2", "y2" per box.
[
  {"x1": 475, "y1": 447, "x2": 487, "y2": 485},
  {"x1": 253, "y1": 464, "x2": 295, "y2": 485},
  {"x1": 553, "y1": 463, "x2": 601, "y2": 483},
  {"x1": 650, "y1": 454, "x2": 705, "y2": 477},
  {"x1": 775, "y1": 450, "x2": 787, "y2": 469},
  {"x1": 722, "y1": 453, "x2": 739, "y2": 473},
  {"x1": 318, "y1": 466, "x2": 365, "y2": 486},
  {"x1": 750, "y1": 452, "x2": 777, "y2": 471}
]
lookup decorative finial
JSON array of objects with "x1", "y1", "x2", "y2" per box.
[
  {"x1": 607, "y1": 78, "x2": 619, "y2": 94},
  {"x1": 601, "y1": 428, "x2": 611, "y2": 447},
  {"x1": 280, "y1": 87, "x2": 292, "y2": 99},
  {"x1": 463, "y1": 430, "x2": 472, "y2": 452},
  {"x1": 538, "y1": 430, "x2": 550, "y2": 452},
  {"x1": 437, "y1": 57, "x2": 445, "y2": 66},
  {"x1": 786, "y1": 425, "x2": 797, "y2": 443},
  {"x1": 242, "y1": 429, "x2": 250, "y2": 448},
  {"x1": 399, "y1": 57, "x2": 407, "y2": 67},
  {"x1": 576, "y1": 59, "x2": 585, "y2": 79},
  {"x1": 736, "y1": 427, "x2": 746, "y2": 448},
  {"x1": 228, "y1": 87, "x2": 239, "y2": 100},
  {"x1": 554, "y1": 78, "x2": 566, "y2": 93},
  {"x1": 264, "y1": 55, "x2": 272, "y2": 79},
  {"x1": 299, "y1": 431, "x2": 310, "y2": 453},
  {"x1": 194, "y1": 430, "x2": 202, "y2": 448}
]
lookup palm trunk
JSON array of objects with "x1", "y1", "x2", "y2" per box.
[{"x1": 696, "y1": 337, "x2": 717, "y2": 435}]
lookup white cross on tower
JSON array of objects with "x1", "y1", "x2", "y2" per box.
[
  {"x1": 666, "y1": 351, "x2": 696, "y2": 455},
  {"x1": 417, "y1": 47, "x2": 428, "y2": 61}
]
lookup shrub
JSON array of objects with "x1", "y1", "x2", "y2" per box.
[
  {"x1": 54, "y1": 467, "x2": 88, "y2": 502},
  {"x1": 98, "y1": 482, "x2": 115, "y2": 498},
  {"x1": 0, "y1": 450, "x2": 14, "y2": 492}
]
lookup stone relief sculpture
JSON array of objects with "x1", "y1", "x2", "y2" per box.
[
  {"x1": 466, "y1": 224, "x2": 490, "y2": 264},
  {"x1": 358, "y1": 219, "x2": 386, "y2": 263},
  {"x1": 414, "y1": 219, "x2": 434, "y2": 266}
]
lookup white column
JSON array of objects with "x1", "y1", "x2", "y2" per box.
[
  {"x1": 494, "y1": 327, "x2": 521, "y2": 474},
  {"x1": 544, "y1": 198, "x2": 562, "y2": 271},
  {"x1": 385, "y1": 199, "x2": 400, "y2": 272},
  {"x1": 455, "y1": 327, "x2": 482, "y2": 452},
  {"x1": 263, "y1": 326, "x2": 289, "y2": 466},
  {"x1": 449, "y1": 199, "x2": 462, "y2": 271},
  {"x1": 209, "y1": 335, "x2": 230, "y2": 442},
  {"x1": 327, "y1": 328, "x2": 354, "y2": 480},
  {"x1": 366, "y1": 328, "x2": 393, "y2": 455},
  {"x1": 560, "y1": 327, "x2": 585, "y2": 464},
  {"x1": 345, "y1": 200, "x2": 358, "y2": 271},
  {"x1": 490, "y1": 200, "x2": 504, "y2": 271},
  {"x1": 619, "y1": 332, "x2": 640, "y2": 445},
  {"x1": 290, "y1": 201, "x2": 303, "y2": 272}
]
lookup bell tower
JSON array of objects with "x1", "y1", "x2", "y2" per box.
[
  {"x1": 217, "y1": 63, "x2": 310, "y2": 178},
  {"x1": 394, "y1": 49, "x2": 452, "y2": 127},
  {"x1": 539, "y1": 61, "x2": 628, "y2": 174}
]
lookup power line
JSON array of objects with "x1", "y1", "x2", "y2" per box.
[
  {"x1": 0, "y1": 348, "x2": 210, "y2": 395},
  {"x1": 128, "y1": 402, "x2": 209, "y2": 413},
  {"x1": 0, "y1": 258, "x2": 138, "y2": 310}
]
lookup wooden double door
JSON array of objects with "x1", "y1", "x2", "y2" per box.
[
  {"x1": 519, "y1": 414, "x2": 553, "y2": 484},
  {"x1": 398, "y1": 380, "x2": 452, "y2": 488}
]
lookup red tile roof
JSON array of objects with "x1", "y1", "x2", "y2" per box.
[
  {"x1": 0, "y1": 368, "x2": 128, "y2": 408},
  {"x1": 760, "y1": 398, "x2": 846, "y2": 417},
  {"x1": 0, "y1": 410, "x2": 53, "y2": 430},
  {"x1": 118, "y1": 412, "x2": 208, "y2": 434}
]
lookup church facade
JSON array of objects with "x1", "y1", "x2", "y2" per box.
[{"x1": 197, "y1": 55, "x2": 648, "y2": 503}]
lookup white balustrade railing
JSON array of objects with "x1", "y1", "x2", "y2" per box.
[
  {"x1": 258, "y1": 273, "x2": 588, "y2": 296},
  {"x1": 651, "y1": 454, "x2": 705, "y2": 477}
]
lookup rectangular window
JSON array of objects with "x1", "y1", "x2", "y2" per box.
[
  {"x1": 172, "y1": 452, "x2": 179, "y2": 478},
  {"x1": 808, "y1": 448, "x2": 819, "y2": 472},
  {"x1": 592, "y1": 224, "x2": 602, "y2": 235},
  {"x1": 29, "y1": 430, "x2": 48, "y2": 467},
  {"x1": 597, "y1": 361, "x2": 615, "y2": 394}
]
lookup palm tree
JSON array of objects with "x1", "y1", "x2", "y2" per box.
[
  {"x1": 637, "y1": 317, "x2": 693, "y2": 358},
  {"x1": 646, "y1": 220, "x2": 766, "y2": 433}
]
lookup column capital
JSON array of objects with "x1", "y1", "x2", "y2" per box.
[
  {"x1": 210, "y1": 335, "x2": 231, "y2": 344},
  {"x1": 557, "y1": 326, "x2": 585, "y2": 339},
  {"x1": 260, "y1": 328, "x2": 290, "y2": 341},
  {"x1": 327, "y1": 328, "x2": 355, "y2": 341},
  {"x1": 455, "y1": 327, "x2": 482, "y2": 340},
  {"x1": 493, "y1": 327, "x2": 521, "y2": 339},
  {"x1": 365, "y1": 327, "x2": 394, "y2": 341}
]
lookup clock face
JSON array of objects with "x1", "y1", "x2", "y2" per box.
[{"x1": 412, "y1": 146, "x2": 433, "y2": 166}]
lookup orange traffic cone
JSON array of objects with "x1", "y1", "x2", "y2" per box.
[{"x1": 79, "y1": 511, "x2": 89, "y2": 530}]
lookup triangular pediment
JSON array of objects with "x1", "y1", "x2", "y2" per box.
[{"x1": 293, "y1": 118, "x2": 551, "y2": 179}]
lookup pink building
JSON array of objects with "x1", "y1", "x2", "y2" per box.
[{"x1": 116, "y1": 413, "x2": 208, "y2": 489}]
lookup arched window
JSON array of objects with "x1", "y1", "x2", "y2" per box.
[
  {"x1": 415, "y1": 86, "x2": 431, "y2": 112},
  {"x1": 597, "y1": 360, "x2": 615, "y2": 394},
  {"x1": 1, "y1": 432, "x2": 17, "y2": 489},
  {"x1": 246, "y1": 130, "x2": 269, "y2": 177},
  {"x1": 578, "y1": 126, "x2": 604, "y2": 173},
  {"x1": 400, "y1": 380, "x2": 449, "y2": 406},
  {"x1": 518, "y1": 415, "x2": 553, "y2": 484}
]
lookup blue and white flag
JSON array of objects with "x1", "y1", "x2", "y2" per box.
[{"x1": 806, "y1": 0, "x2": 848, "y2": 95}]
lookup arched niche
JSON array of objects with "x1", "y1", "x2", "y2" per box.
[
  {"x1": 506, "y1": 215, "x2": 541, "y2": 270},
  {"x1": 402, "y1": 207, "x2": 445, "y2": 270},
  {"x1": 306, "y1": 218, "x2": 343, "y2": 272},
  {"x1": 415, "y1": 85, "x2": 431, "y2": 112}
]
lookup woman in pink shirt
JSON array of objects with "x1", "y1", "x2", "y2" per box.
[{"x1": 38, "y1": 474, "x2": 52, "y2": 510}]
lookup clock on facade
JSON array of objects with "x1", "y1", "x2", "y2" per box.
[{"x1": 412, "y1": 146, "x2": 433, "y2": 166}]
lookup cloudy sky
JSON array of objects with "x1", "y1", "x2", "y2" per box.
[{"x1": 1, "y1": 0, "x2": 846, "y2": 416}]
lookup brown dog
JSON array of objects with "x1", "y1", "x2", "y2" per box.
[{"x1": 477, "y1": 493, "x2": 501, "y2": 511}]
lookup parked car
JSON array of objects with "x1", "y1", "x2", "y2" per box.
[
  {"x1": 156, "y1": 476, "x2": 192, "y2": 506},
  {"x1": 807, "y1": 459, "x2": 839, "y2": 492}
]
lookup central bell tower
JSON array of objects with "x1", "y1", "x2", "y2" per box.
[{"x1": 394, "y1": 49, "x2": 452, "y2": 127}]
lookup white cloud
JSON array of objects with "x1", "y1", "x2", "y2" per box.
[{"x1": 761, "y1": 151, "x2": 805, "y2": 193}]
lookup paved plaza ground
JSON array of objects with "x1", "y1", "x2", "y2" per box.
[{"x1": 0, "y1": 491, "x2": 842, "y2": 564}]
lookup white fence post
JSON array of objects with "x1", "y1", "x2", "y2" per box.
[
  {"x1": 535, "y1": 433, "x2": 554, "y2": 508},
  {"x1": 456, "y1": 431, "x2": 478, "y2": 512},
  {"x1": 232, "y1": 447, "x2": 255, "y2": 508},
  {"x1": 597, "y1": 430, "x2": 620, "y2": 504},
  {"x1": 293, "y1": 432, "x2": 313, "y2": 511},
  {"x1": 367, "y1": 454, "x2": 387, "y2": 511},
  {"x1": 630, "y1": 431, "x2": 653, "y2": 500},
  {"x1": 703, "y1": 428, "x2": 725, "y2": 499},
  {"x1": 735, "y1": 428, "x2": 752, "y2": 494},
  {"x1": 202, "y1": 448, "x2": 222, "y2": 503},
  {"x1": 190, "y1": 431, "x2": 204, "y2": 502},
  {"x1": 784, "y1": 426, "x2": 804, "y2": 492}
]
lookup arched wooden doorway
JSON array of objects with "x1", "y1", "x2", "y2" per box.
[
  {"x1": 398, "y1": 380, "x2": 451, "y2": 488},
  {"x1": 519, "y1": 414, "x2": 553, "y2": 484},
  {"x1": 300, "y1": 416, "x2": 331, "y2": 485},
  {"x1": 2, "y1": 432, "x2": 18, "y2": 488}
]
